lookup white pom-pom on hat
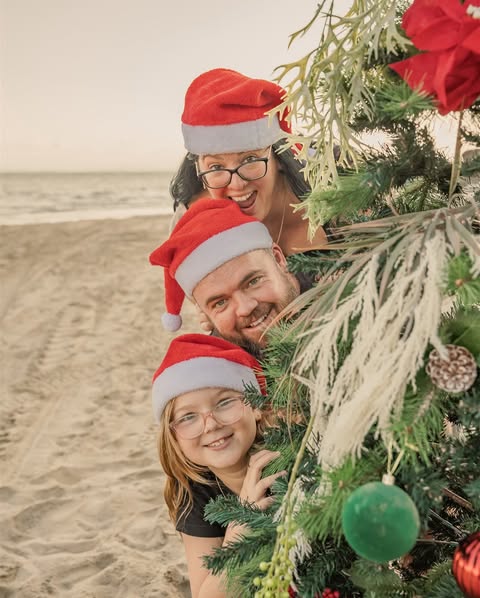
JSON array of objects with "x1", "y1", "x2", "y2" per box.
[{"x1": 162, "y1": 312, "x2": 182, "y2": 332}]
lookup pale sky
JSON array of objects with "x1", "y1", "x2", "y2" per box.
[{"x1": 0, "y1": 0, "x2": 333, "y2": 172}]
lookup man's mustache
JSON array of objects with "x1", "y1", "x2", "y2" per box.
[{"x1": 236, "y1": 305, "x2": 271, "y2": 329}]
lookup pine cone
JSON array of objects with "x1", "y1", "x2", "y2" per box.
[{"x1": 426, "y1": 344, "x2": 477, "y2": 393}]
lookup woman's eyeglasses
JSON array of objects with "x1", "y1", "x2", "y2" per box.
[
  {"x1": 170, "y1": 396, "x2": 246, "y2": 439},
  {"x1": 196, "y1": 147, "x2": 272, "y2": 189}
]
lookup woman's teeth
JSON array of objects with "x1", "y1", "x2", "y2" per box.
[{"x1": 231, "y1": 192, "x2": 253, "y2": 203}]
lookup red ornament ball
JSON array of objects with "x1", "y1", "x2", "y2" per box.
[{"x1": 453, "y1": 531, "x2": 480, "y2": 598}]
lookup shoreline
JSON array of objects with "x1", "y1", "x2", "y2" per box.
[{"x1": 0, "y1": 206, "x2": 174, "y2": 227}]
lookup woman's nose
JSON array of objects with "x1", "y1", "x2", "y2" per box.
[{"x1": 227, "y1": 171, "x2": 248, "y2": 190}]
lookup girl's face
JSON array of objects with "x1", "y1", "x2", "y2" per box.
[
  {"x1": 196, "y1": 148, "x2": 284, "y2": 223},
  {"x1": 170, "y1": 387, "x2": 260, "y2": 476}
]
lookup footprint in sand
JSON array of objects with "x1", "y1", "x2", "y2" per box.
[
  {"x1": 0, "y1": 559, "x2": 20, "y2": 585},
  {"x1": 45, "y1": 551, "x2": 117, "y2": 590},
  {"x1": 116, "y1": 507, "x2": 166, "y2": 551},
  {"x1": 30, "y1": 465, "x2": 91, "y2": 487},
  {"x1": 0, "y1": 486, "x2": 16, "y2": 504},
  {"x1": 163, "y1": 564, "x2": 190, "y2": 597},
  {"x1": 12, "y1": 498, "x2": 75, "y2": 537}
]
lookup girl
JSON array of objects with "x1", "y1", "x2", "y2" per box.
[{"x1": 152, "y1": 333, "x2": 285, "y2": 598}]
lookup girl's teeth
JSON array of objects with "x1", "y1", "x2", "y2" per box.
[{"x1": 209, "y1": 438, "x2": 226, "y2": 447}]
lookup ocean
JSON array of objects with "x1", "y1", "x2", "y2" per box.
[{"x1": 0, "y1": 172, "x2": 175, "y2": 225}]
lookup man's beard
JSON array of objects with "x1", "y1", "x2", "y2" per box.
[{"x1": 220, "y1": 334, "x2": 264, "y2": 359}]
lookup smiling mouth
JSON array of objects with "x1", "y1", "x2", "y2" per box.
[
  {"x1": 206, "y1": 434, "x2": 232, "y2": 448},
  {"x1": 247, "y1": 310, "x2": 271, "y2": 328},
  {"x1": 229, "y1": 191, "x2": 256, "y2": 210}
]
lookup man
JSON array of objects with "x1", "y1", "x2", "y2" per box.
[{"x1": 149, "y1": 198, "x2": 302, "y2": 353}]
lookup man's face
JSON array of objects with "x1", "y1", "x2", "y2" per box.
[{"x1": 192, "y1": 247, "x2": 299, "y2": 349}]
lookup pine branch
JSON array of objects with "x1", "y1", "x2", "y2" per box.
[
  {"x1": 296, "y1": 448, "x2": 385, "y2": 542},
  {"x1": 243, "y1": 383, "x2": 270, "y2": 410},
  {"x1": 293, "y1": 539, "x2": 359, "y2": 598},
  {"x1": 348, "y1": 559, "x2": 423, "y2": 597},
  {"x1": 375, "y1": 78, "x2": 435, "y2": 120},
  {"x1": 439, "y1": 307, "x2": 480, "y2": 356},
  {"x1": 389, "y1": 374, "x2": 446, "y2": 468},
  {"x1": 461, "y1": 154, "x2": 480, "y2": 176},
  {"x1": 213, "y1": 2, "x2": 480, "y2": 595},
  {"x1": 465, "y1": 480, "x2": 480, "y2": 510},
  {"x1": 203, "y1": 530, "x2": 274, "y2": 597},
  {"x1": 445, "y1": 253, "x2": 480, "y2": 306},
  {"x1": 422, "y1": 560, "x2": 465, "y2": 598},
  {"x1": 203, "y1": 495, "x2": 276, "y2": 532},
  {"x1": 397, "y1": 467, "x2": 447, "y2": 523},
  {"x1": 286, "y1": 250, "x2": 342, "y2": 278},
  {"x1": 273, "y1": 0, "x2": 411, "y2": 187}
]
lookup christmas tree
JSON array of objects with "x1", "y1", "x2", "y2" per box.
[{"x1": 203, "y1": 1, "x2": 480, "y2": 596}]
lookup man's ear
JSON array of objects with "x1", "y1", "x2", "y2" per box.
[
  {"x1": 272, "y1": 243, "x2": 288, "y2": 272},
  {"x1": 253, "y1": 408, "x2": 262, "y2": 422},
  {"x1": 192, "y1": 298, "x2": 215, "y2": 333}
]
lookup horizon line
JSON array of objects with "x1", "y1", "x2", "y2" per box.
[{"x1": 0, "y1": 170, "x2": 176, "y2": 175}]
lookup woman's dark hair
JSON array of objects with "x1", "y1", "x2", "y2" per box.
[
  {"x1": 169, "y1": 153, "x2": 202, "y2": 211},
  {"x1": 169, "y1": 140, "x2": 311, "y2": 211}
]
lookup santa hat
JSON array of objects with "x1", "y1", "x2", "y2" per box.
[
  {"x1": 181, "y1": 68, "x2": 291, "y2": 154},
  {"x1": 152, "y1": 333, "x2": 266, "y2": 422},
  {"x1": 149, "y1": 198, "x2": 273, "y2": 331}
]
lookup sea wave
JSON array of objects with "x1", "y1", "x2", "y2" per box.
[
  {"x1": 0, "y1": 206, "x2": 173, "y2": 226},
  {"x1": 0, "y1": 171, "x2": 175, "y2": 226}
]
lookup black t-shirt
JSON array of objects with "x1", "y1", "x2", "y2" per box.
[{"x1": 176, "y1": 476, "x2": 233, "y2": 538}]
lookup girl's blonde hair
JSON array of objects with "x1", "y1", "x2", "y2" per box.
[{"x1": 158, "y1": 395, "x2": 274, "y2": 523}]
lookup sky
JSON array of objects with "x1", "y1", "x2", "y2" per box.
[{"x1": 0, "y1": 0, "x2": 334, "y2": 173}]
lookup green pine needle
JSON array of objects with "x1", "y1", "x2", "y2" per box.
[{"x1": 376, "y1": 79, "x2": 434, "y2": 119}]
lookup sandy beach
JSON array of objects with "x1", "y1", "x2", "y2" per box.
[{"x1": 0, "y1": 215, "x2": 199, "y2": 597}]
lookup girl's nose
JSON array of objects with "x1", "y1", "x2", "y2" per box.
[{"x1": 203, "y1": 412, "x2": 220, "y2": 433}]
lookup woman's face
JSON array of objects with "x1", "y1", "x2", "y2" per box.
[
  {"x1": 171, "y1": 387, "x2": 260, "y2": 477},
  {"x1": 196, "y1": 147, "x2": 284, "y2": 223}
]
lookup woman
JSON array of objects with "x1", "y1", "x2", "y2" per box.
[
  {"x1": 153, "y1": 333, "x2": 284, "y2": 598},
  {"x1": 170, "y1": 68, "x2": 328, "y2": 257}
]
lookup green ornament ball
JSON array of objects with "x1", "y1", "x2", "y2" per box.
[{"x1": 342, "y1": 481, "x2": 420, "y2": 563}]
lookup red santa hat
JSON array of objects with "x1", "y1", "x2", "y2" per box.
[
  {"x1": 149, "y1": 198, "x2": 273, "y2": 331},
  {"x1": 181, "y1": 68, "x2": 291, "y2": 154},
  {"x1": 152, "y1": 333, "x2": 266, "y2": 422}
]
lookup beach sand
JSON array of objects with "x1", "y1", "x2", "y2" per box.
[{"x1": 0, "y1": 215, "x2": 200, "y2": 597}]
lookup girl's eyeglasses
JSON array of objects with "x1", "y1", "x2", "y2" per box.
[
  {"x1": 196, "y1": 147, "x2": 272, "y2": 189},
  {"x1": 170, "y1": 396, "x2": 246, "y2": 439}
]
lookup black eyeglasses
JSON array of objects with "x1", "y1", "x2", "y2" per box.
[{"x1": 196, "y1": 147, "x2": 272, "y2": 189}]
